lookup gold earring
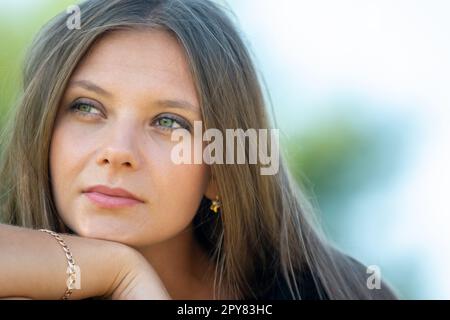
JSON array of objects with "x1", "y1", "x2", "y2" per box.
[{"x1": 210, "y1": 195, "x2": 221, "y2": 213}]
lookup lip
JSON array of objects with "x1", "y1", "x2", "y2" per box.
[{"x1": 82, "y1": 184, "x2": 144, "y2": 209}]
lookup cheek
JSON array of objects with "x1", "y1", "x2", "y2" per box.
[
  {"x1": 148, "y1": 161, "x2": 210, "y2": 231},
  {"x1": 156, "y1": 162, "x2": 210, "y2": 212},
  {"x1": 49, "y1": 121, "x2": 92, "y2": 228},
  {"x1": 50, "y1": 120, "x2": 92, "y2": 180}
]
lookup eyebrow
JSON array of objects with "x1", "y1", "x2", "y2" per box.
[
  {"x1": 69, "y1": 80, "x2": 112, "y2": 97},
  {"x1": 68, "y1": 79, "x2": 199, "y2": 113}
]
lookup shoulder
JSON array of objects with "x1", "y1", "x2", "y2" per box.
[
  {"x1": 260, "y1": 254, "x2": 397, "y2": 300},
  {"x1": 340, "y1": 254, "x2": 398, "y2": 300}
]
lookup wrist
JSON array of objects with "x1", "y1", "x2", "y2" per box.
[
  {"x1": 57, "y1": 235, "x2": 136, "y2": 300},
  {"x1": 108, "y1": 246, "x2": 171, "y2": 300}
]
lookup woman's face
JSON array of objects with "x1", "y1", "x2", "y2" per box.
[{"x1": 50, "y1": 29, "x2": 215, "y2": 247}]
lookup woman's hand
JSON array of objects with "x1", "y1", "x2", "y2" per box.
[{"x1": 104, "y1": 245, "x2": 172, "y2": 300}]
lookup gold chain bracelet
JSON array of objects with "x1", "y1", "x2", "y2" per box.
[{"x1": 39, "y1": 229, "x2": 79, "y2": 300}]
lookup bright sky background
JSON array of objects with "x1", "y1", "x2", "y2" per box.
[{"x1": 225, "y1": 0, "x2": 450, "y2": 298}]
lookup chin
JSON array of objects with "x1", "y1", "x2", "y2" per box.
[{"x1": 74, "y1": 225, "x2": 155, "y2": 248}]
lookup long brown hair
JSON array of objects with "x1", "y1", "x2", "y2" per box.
[{"x1": 0, "y1": 0, "x2": 396, "y2": 299}]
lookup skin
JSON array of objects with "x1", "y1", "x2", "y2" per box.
[{"x1": 49, "y1": 29, "x2": 219, "y2": 299}]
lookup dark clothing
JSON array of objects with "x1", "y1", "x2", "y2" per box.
[
  {"x1": 259, "y1": 264, "x2": 327, "y2": 300},
  {"x1": 260, "y1": 255, "x2": 397, "y2": 300}
]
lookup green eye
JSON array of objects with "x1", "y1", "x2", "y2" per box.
[
  {"x1": 155, "y1": 115, "x2": 190, "y2": 131},
  {"x1": 78, "y1": 104, "x2": 93, "y2": 112},
  {"x1": 70, "y1": 101, "x2": 102, "y2": 118},
  {"x1": 159, "y1": 117, "x2": 180, "y2": 128}
]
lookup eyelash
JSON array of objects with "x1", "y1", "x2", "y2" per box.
[{"x1": 69, "y1": 101, "x2": 192, "y2": 132}]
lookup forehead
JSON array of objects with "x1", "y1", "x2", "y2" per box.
[{"x1": 69, "y1": 29, "x2": 198, "y2": 104}]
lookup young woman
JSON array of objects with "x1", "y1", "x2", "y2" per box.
[{"x1": 0, "y1": 0, "x2": 397, "y2": 300}]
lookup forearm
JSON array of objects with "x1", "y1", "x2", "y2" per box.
[{"x1": 0, "y1": 223, "x2": 131, "y2": 299}]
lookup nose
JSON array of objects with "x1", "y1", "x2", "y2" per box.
[{"x1": 96, "y1": 122, "x2": 141, "y2": 171}]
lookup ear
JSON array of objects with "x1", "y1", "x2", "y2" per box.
[{"x1": 204, "y1": 172, "x2": 219, "y2": 201}]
